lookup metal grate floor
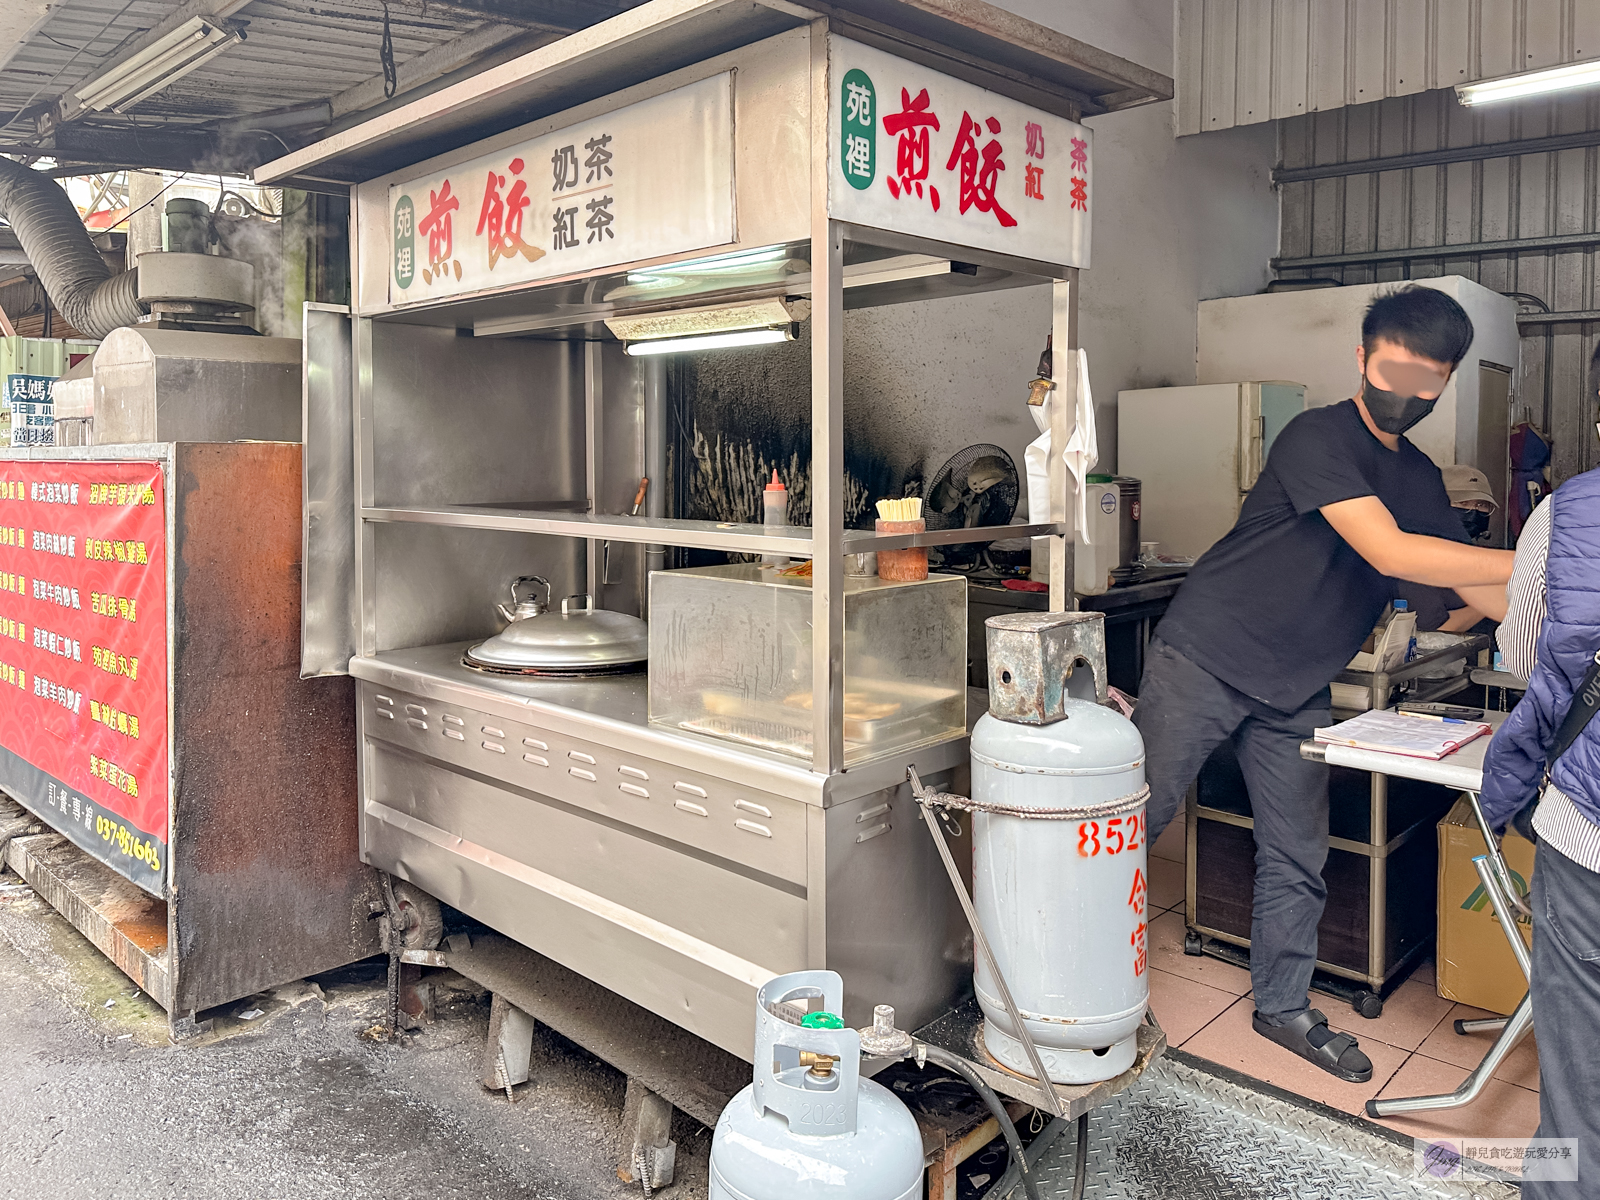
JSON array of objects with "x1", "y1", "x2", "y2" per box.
[{"x1": 1026, "y1": 1055, "x2": 1519, "y2": 1200}]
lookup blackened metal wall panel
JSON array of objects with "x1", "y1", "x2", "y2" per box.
[{"x1": 170, "y1": 442, "x2": 381, "y2": 1016}]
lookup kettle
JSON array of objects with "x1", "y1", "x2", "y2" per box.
[
  {"x1": 497, "y1": 575, "x2": 550, "y2": 625},
  {"x1": 466, "y1": 574, "x2": 650, "y2": 675}
]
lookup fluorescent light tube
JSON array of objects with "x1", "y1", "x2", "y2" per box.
[
  {"x1": 623, "y1": 328, "x2": 793, "y2": 356},
  {"x1": 72, "y1": 17, "x2": 243, "y2": 114},
  {"x1": 608, "y1": 248, "x2": 802, "y2": 303},
  {"x1": 1456, "y1": 59, "x2": 1600, "y2": 106},
  {"x1": 785, "y1": 255, "x2": 952, "y2": 296},
  {"x1": 622, "y1": 246, "x2": 790, "y2": 286},
  {"x1": 110, "y1": 32, "x2": 241, "y2": 113},
  {"x1": 75, "y1": 23, "x2": 213, "y2": 108},
  {"x1": 660, "y1": 246, "x2": 790, "y2": 276},
  {"x1": 606, "y1": 297, "x2": 807, "y2": 342}
]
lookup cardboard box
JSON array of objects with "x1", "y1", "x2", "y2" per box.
[{"x1": 1436, "y1": 796, "x2": 1535, "y2": 1016}]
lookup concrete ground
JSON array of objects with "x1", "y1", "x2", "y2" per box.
[
  {"x1": 0, "y1": 873, "x2": 713, "y2": 1200},
  {"x1": 0, "y1": 859, "x2": 1521, "y2": 1200}
]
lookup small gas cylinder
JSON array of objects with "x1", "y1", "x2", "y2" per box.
[
  {"x1": 709, "y1": 971, "x2": 923, "y2": 1200},
  {"x1": 972, "y1": 611, "x2": 1149, "y2": 1085}
]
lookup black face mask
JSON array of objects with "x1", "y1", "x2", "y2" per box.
[
  {"x1": 1361, "y1": 373, "x2": 1438, "y2": 435},
  {"x1": 1459, "y1": 508, "x2": 1491, "y2": 541}
]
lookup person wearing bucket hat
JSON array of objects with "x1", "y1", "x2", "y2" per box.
[
  {"x1": 1441, "y1": 463, "x2": 1499, "y2": 542},
  {"x1": 1396, "y1": 464, "x2": 1504, "y2": 631}
]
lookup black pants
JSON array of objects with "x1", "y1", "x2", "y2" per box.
[
  {"x1": 1525, "y1": 840, "x2": 1600, "y2": 1199},
  {"x1": 1133, "y1": 638, "x2": 1331, "y2": 1020}
]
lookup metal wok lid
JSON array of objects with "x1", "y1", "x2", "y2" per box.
[{"x1": 466, "y1": 588, "x2": 649, "y2": 672}]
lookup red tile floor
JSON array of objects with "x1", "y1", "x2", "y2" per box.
[{"x1": 1143, "y1": 819, "x2": 1542, "y2": 1168}]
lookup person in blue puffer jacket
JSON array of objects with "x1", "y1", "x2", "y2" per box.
[{"x1": 1479, "y1": 413, "x2": 1600, "y2": 1197}]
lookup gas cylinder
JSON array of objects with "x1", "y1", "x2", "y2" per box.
[
  {"x1": 708, "y1": 971, "x2": 924, "y2": 1200},
  {"x1": 971, "y1": 611, "x2": 1149, "y2": 1085}
]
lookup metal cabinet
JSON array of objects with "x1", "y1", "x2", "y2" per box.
[{"x1": 0, "y1": 442, "x2": 381, "y2": 1030}]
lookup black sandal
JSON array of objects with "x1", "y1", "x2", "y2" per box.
[{"x1": 1252, "y1": 1008, "x2": 1373, "y2": 1083}]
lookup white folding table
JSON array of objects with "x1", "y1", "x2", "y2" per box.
[{"x1": 1301, "y1": 711, "x2": 1535, "y2": 1118}]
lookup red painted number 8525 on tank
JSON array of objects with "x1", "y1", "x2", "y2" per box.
[{"x1": 1076, "y1": 810, "x2": 1145, "y2": 857}]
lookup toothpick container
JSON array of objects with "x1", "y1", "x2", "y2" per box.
[{"x1": 875, "y1": 518, "x2": 928, "y2": 582}]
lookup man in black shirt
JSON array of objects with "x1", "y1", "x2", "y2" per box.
[{"x1": 1135, "y1": 287, "x2": 1515, "y2": 1081}]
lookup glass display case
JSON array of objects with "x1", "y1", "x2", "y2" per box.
[{"x1": 649, "y1": 565, "x2": 966, "y2": 764}]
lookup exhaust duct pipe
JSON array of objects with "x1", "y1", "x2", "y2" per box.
[{"x1": 0, "y1": 156, "x2": 146, "y2": 339}]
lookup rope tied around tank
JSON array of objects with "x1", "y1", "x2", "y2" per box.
[{"x1": 914, "y1": 782, "x2": 1150, "y2": 821}]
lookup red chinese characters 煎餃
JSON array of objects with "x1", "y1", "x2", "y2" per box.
[
  {"x1": 476, "y1": 156, "x2": 546, "y2": 271},
  {"x1": 882, "y1": 86, "x2": 941, "y2": 210},
  {"x1": 418, "y1": 179, "x2": 461, "y2": 284},
  {"x1": 945, "y1": 111, "x2": 1017, "y2": 228}
]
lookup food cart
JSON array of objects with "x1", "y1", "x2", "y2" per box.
[
  {"x1": 0, "y1": 325, "x2": 381, "y2": 1035},
  {"x1": 259, "y1": 0, "x2": 1168, "y2": 1069}
]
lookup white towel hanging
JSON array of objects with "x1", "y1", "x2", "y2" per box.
[{"x1": 1025, "y1": 348, "x2": 1098, "y2": 541}]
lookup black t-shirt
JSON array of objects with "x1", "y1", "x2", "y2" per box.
[{"x1": 1154, "y1": 400, "x2": 1467, "y2": 712}]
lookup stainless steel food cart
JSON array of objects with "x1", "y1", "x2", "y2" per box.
[{"x1": 259, "y1": 0, "x2": 1168, "y2": 1062}]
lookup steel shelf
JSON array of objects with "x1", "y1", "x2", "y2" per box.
[
  {"x1": 361, "y1": 504, "x2": 1064, "y2": 555},
  {"x1": 329, "y1": 22, "x2": 1086, "y2": 777},
  {"x1": 362, "y1": 505, "x2": 811, "y2": 554},
  {"x1": 846, "y1": 521, "x2": 1064, "y2": 551}
]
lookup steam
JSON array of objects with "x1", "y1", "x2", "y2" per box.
[{"x1": 212, "y1": 211, "x2": 285, "y2": 336}]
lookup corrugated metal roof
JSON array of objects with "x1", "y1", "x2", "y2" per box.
[
  {"x1": 258, "y1": 0, "x2": 1175, "y2": 185},
  {"x1": 0, "y1": 0, "x2": 498, "y2": 134},
  {"x1": 2, "y1": 0, "x2": 1169, "y2": 179},
  {"x1": 1, "y1": 0, "x2": 173, "y2": 124},
  {"x1": 1176, "y1": 0, "x2": 1600, "y2": 136}
]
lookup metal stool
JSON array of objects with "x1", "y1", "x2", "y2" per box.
[{"x1": 1366, "y1": 790, "x2": 1534, "y2": 1119}]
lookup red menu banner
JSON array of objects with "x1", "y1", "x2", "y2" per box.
[{"x1": 0, "y1": 460, "x2": 168, "y2": 895}]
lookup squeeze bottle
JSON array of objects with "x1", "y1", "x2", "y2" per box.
[{"x1": 763, "y1": 470, "x2": 789, "y2": 566}]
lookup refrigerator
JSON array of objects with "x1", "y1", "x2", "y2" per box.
[
  {"x1": 1117, "y1": 381, "x2": 1306, "y2": 560},
  {"x1": 1197, "y1": 278, "x2": 1521, "y2": 547}
]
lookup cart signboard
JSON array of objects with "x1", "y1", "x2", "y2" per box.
[
  {"x1": 6, "y1": 374, "x2": 56, "y2": 447},
  {"x1": 0, "y1": 461, "x2": 168, "y2": 894},
  {"x1": 828, "y1": 36, "x2": 1093, "y2": 270},
  {"x1": 387, "y1": 72, "x2": 735, "y2": 306}
]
